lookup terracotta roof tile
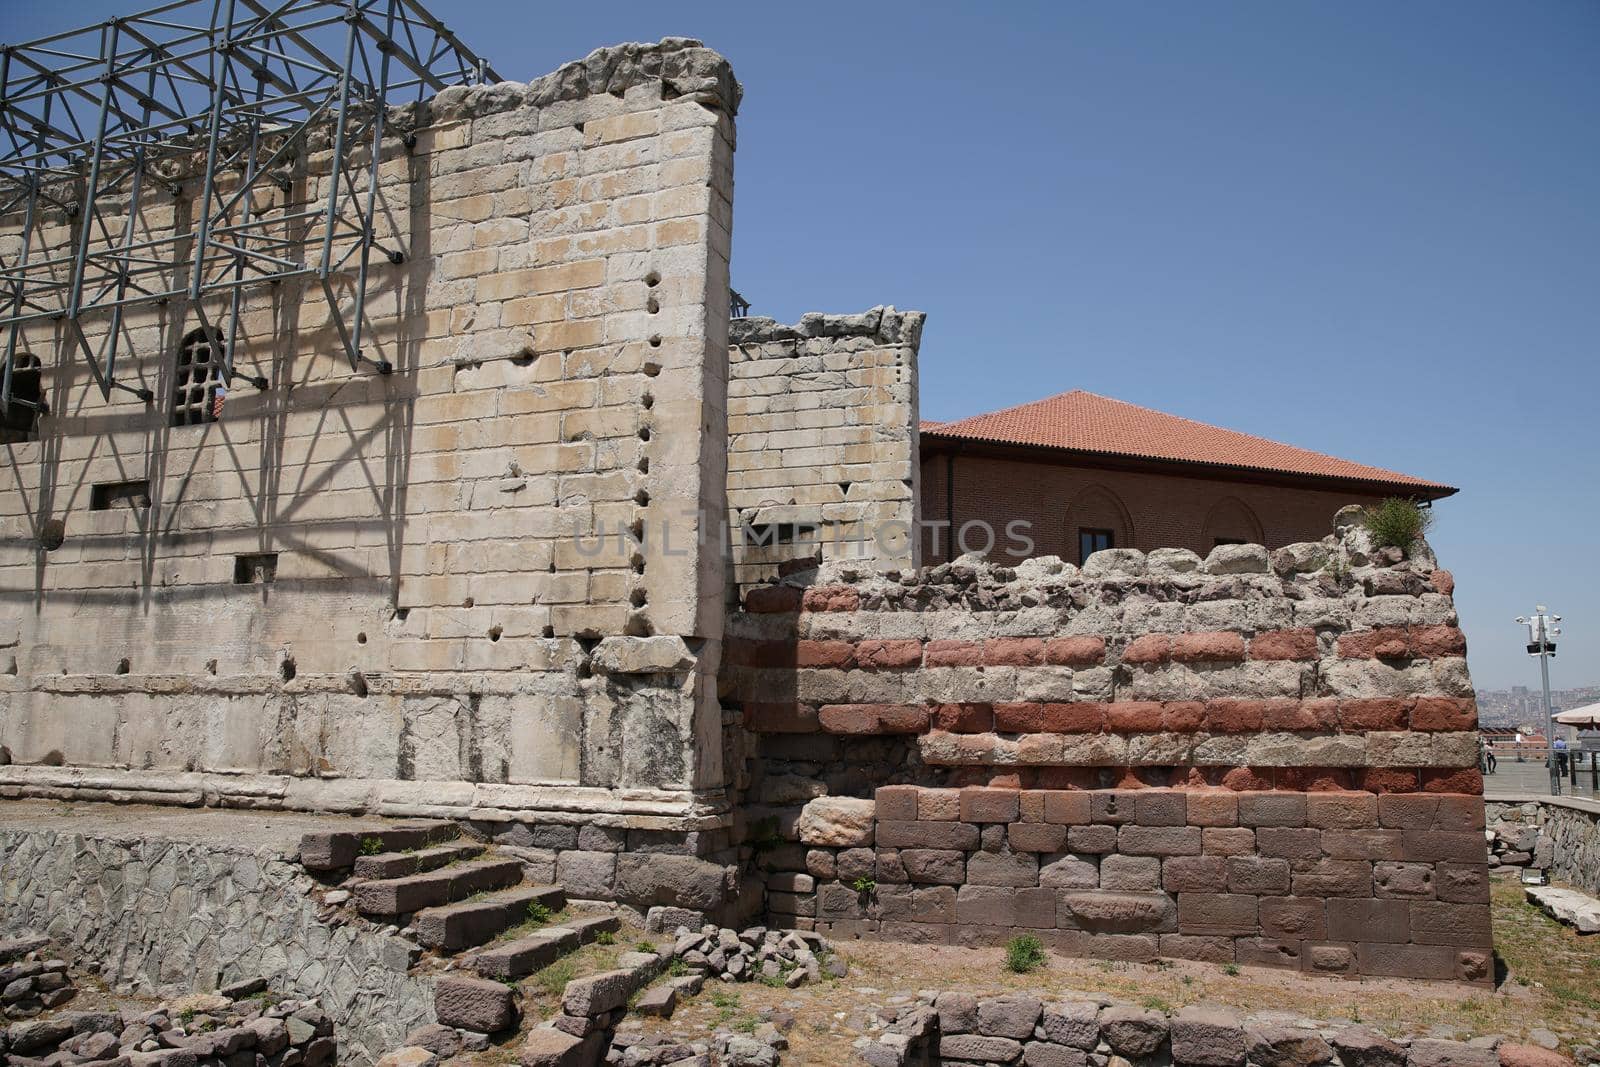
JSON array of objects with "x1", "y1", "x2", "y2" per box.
[{"x1": 921, "y1": 390, "x2": 1454, "y2": 494}]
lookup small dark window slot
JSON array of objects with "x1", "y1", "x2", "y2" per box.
[
  {"x1": 234, "y1": 553, "x2": 279, "y2": 585},
  {"x1": 2, "y1": 353, "x2": 44, "y2": 438},
  {"x1": 1213, "y1": 537, "x2": 1247, "y2": 547},
  {"x1": 90, "y1": 479, "x2": 151, "y2": 511}
]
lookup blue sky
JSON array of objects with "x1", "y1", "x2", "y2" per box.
[{"x1": 4, "y1": 2, "x2": 1596, "y2": 691}]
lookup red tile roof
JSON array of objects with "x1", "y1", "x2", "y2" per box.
[{"x1": 921, "y1": 390, "x2": 1454, "y2": 495}]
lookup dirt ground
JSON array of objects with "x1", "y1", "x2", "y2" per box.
[{"x1": 618, "y1": 876, "x2": 1599, "y2": 1065}]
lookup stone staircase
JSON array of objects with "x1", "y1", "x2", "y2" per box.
[{"x1": 296, "y1": 820, "x2": 621, "y2": 1028}]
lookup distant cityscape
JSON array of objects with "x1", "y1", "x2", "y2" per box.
[{"x1": 1475, "y1": 682, "x2": 1600, "y2": 729}]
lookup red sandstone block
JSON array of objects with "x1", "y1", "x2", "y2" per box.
[
  {"x1": 1321, "y1": 829, "x2": 1404, "y2": 861},
  {"x1": 1429, "y1": 570, "x2": 1455, "y2": 595},
  {"x1": 1256, "y1": 827, "x2": 1324, "y2": 861},
  {"x1": 1135, "y1": 791, "x2": 1188, "y2": 826},
  {"x1": 1091, "y1": 791, "x2": 1138, "y2": 825},
  {"x1": 1008, "y1": 822, "x2": 1068, "y2": 853},
  {"x1": 877, "y1": 820, "x2": 980, "y2": 850},
  {"x1": 1436, "y1": 862, "x2": 1491, "y2": 903},
  {"x1": 924, "y1": 640, "x2": 983, "y2": 667},
  {"x1": 932, "y1": 703, "x2": 994, "y2": 733},
  {"x1": 1202, "y1": 827, "x2": 1256, "y2": 856},
  {"x1": 1019, "y1": 791, "x2": 1046, "y2": 822},
  {"x1": 1226, "y1": 856, "x2": 1291, "y2": 895},
  {"x1": 1235, "y1": 938, "x2": 1304, "y2": 971},
  {"x1": 1258, "y1": 896, "x2": 1326, "y2": 939},
  {"x1": 1357, "y1": 942, "x2": 1457, "y2": 981},
  {"x1": 1159, "y1": 933, "x2": 1237, "y2": 964},
  {"x1": 1204, "y1": 700, "x2": 1266, "y2": 733},
  {"x1": 1291, "y1": 859, "x2": 1374, "y2": 897},
  {"x1": 1377, "y1": 794, "x2": 1439, "y2": 829},
  {"x1": 917, "y1": 789, "x2": 961, "y2": 821},
  {"x1": 1337, "y1": 627, "x2": 1410, "y2": 659},
  {"x1": 983, "y1": 637, "x2": 1045, "y2": 667},
  {"x1": 1339, "y1": 698, "x2": 1413, "y2": 732},
  {"x1": 743, "y1": 703, "x2": 818, "y2": 733},
  {"x1": 1177, "y1": 893, "x2": 1258, "y2": 936},
  {"x1": 874, "y1": 785, "x2": 920, "y2": 822},
  {"x1": 1410, "y1": 697, "x2": 1477, "y2": 732},
  {"x1": 796, "y1": 640, "x2": 853, "y2": 668},
  {"x1": 802, "y1": 585, "x2": 859, "y2": 612},
  {"x1": 1045, "y1": 636, "x2": 1106, "y2": 666},
  {"x1": 995, "y1": 702, "x2": 1103, "y2": 734},
  {"x1": 1360, "y1": 768, "x2": 1420, "y2": 794},
  {"x1": 1186, "y1": 793, "x2": 1239, "y2": 827},
  {"x1": 1239, "y1": 792, "x2": 1307, "y2": 828},
  {"x1": 1261, "y1": 698, "x2": 1338, "y2": 731},
  {"x1": 1121, "y1": 634, "x2": 1172, "y2": 665},
  {"x1": 1432, "y1": 796, "x2": 1486, "y2": 831},
  {"x1": 1162, "y1": 855, "x2": 1228, "y2": 893},
  {"x1": 744, "y1": 585, "x2": 802, "y2": 613},
  {"x1": 1170, "y1": 631, "x2": 1247, "y2": 663},
  {"x1": 1160, "y1": 701, "x2": 1206, "y2": 732},
  {"x1": 1421, "y1": 768, "x2": 1483, "y2": 795},
  {"x1": 818, "y1": 704, "x2": 929, "y2": 735},
  {"x1": 1221, "y1": 766, "x2": 1274, "y2": 791},
  {"x1": 1249, "y1": 628, "x2": 1319, "y2": 661},
  {"x1": 1105, "y1": 701, "x2": 1165, "y2": 733},
  {"x1": 1118, "y1": 825, "x2": 1202, "y2": 856},
  {"x1": 1402, "y1": 830, "x2": 1487, "y2": 864},
  {"x1": 1280, "y1": 767, "x2": 1357, "y2": 793},
  {"x1": 1306, "y1": 793, "x2": 1378, "y2": 829},
  {"x1": 1044, "y1": 791, "x2": 1092, "y2": 825},
  {"x1": 960, "y1": 786, "x2": 1021, "y2": 823},
  {"x1": 855, "y1": 639, "x2": 923, "y2": 669},
  {"x1": 1410, "y1": 625, "x2": 1467, "y2": 658},
  {"x1": 1067, "y1": 824, "x2": 1119, "y2": 853},
  {"x1": 1328, "y1": 898, "x2": 1410, "y2": 943}
]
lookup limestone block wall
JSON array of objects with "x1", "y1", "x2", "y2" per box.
[
  {"x1": 1486, "y1": 796, "x2": 1600, "y2": 897},
  {"x1": 725, "y1": 308, "x2": 922, "y2": 597},
  {"x1": 0, "y1": 39, "x2": 738, "y2": 828},
  {"x1": 0, "y1": 822, "x2": 433, "y2": 1062},
  {"x1": 724, "y1": 520, "x2": 1493, "y2": 981}
]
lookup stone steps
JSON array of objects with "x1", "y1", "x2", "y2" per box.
[
  {"x1": 352, "y1": 842, "x2": 485, "y2": 881},
  {"x1": 353, "y1": 858, "x2": 524, "y2": 917},
  {"x1": 300, "y1": 820, "x2": 460, "y2": 872},
  {"x1": 467, "y1": 913, "x2": 621, "y2": 979},
  {"x1": 413, "y1": 884, "x2": 567, "y2": 951}
]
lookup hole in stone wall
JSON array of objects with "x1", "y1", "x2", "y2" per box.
[
  {"x1": 39, "y1": 519, "x2": 65, "y2": 552},
  {"x1": 645, "y1": 271, "x2": 660, "y2": 287},
  {"x1": 542, "y1": 625, "x2": 555, "y2": 639},
  {"x1": 638, "y1": 426, "x2": 651, "y2": 441},
  {"x1": 463, "y1": 597, "x2": 475, "y2": 607},
  {"x1": 395, "y1": 608, "x2": 410, "y2": 622},
  {"x1": 631, "y1": 553, "x2": 645, "y2": 575},
  {"x1": 641, "y1": 393, "x2": 653, "y2": 409},
  {"x1": 510, "y1": 354, "x2": 534, "y2": 367},
  {"x1": 205, "y1": 659, "x2": 218, "y2": 675},
  {"x1": 629, "y1": 588, "x2": 647, "y2": 608},
  {"x1": 628, "y1": 518, "x2": 644, "y2": 541},
  {"x1": 643, "y1": 361, "x2": 661, "y2": 377},
  {"x1": 233, "y1": 553, "x2": 277, "y2": 584},
  {"x1": 488, "y1": 625, "x2": 502, "y2": 642},
  {"x1": 356, "y1": 632, "x2": 367, "y2": 644},
  {"x1": 4, "y1": 656, "x2": 16, "y2": 676},
  {"x1": 624, "y1": 613, "x2": 652, "y2": 637},
  {"x1": 637, "y1": 457, "x2": 649, "y2": 474},
  {"x1": 839, "y1": 481, "x2": 851, "y2": 496},
  {"x1": 646, "y1": 297, "x2": 660, "y2": 315},
  {"x1": 635, "y1": 489, "x2": 650, "y2": 506},
  {"x1": 115, "y1": 658, "x2": 130, "y2": 675},
  {"x1": 280, "y1": 656, "x2": 297, "y2": 681},
  {"x1": 573, "y1": 122, "x2": 585, "y2": 133},
  {"x1": 348, "y1": 671, "x2": 368, "y2": 698},
  {"x1": 648, "y1": 335, "x2": 661, "y2": 348},
  {"x1": 90, "y1": 479, "x2": 151, "y2": 511}
]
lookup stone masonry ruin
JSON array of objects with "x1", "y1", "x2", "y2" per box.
[{"x1": 0, "y1": 5, "x2": 1492, "y2": 1026}]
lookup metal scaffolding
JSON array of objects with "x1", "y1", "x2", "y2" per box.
[{"x1": 0, "y1": 0, "x2": 500, "y2": 418}]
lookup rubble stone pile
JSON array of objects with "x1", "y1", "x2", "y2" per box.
[{"x1": 669, "y1": 926, "x2": 847, "y2": 986}]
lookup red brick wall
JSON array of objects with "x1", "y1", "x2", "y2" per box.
[
  {"x1": 724, "y1": 534, "x2": 1490, "y2": 982},
  {"x1": 918, "y1": 450, "x2": 1395, "y2": 565}
]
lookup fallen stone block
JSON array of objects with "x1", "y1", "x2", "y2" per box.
[
  {"x1": 1248, "y1": 1026, "x2": 1334, "y2": 1067},
  {"x1": 1525, "y1": 885, "x2": 1600, "y2": 934},
  {"x1": 433, "y1": 975, "x2": 518, "y2": 1034},
  {"x1": 1170, "y1": 1007, "x2": 1246, "y2": 1067},
  {"x1": 519, "y1": 1027, "x2": 595, "y2": 1067},
  {"x1": 633, "y1": 984, "x2": 678, "y2": 1018}
]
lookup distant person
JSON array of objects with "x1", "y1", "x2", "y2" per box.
[
  {"x1": 1553, "y1": 736, "x2": 1568, "y2": 775},
  {"x1": 1480, "y1": 737, "x2": 1497, "y2": 775}
]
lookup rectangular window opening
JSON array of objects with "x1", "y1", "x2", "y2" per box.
[
  {"x1": 1214, "y1": 537, "x2": 1247, "y2": 547},
  {"x1": 90, "y1": 479, "x2": 151, "y2": 511},
  {"x1": 234, "y1": 552, "x2": 279, "y2": 585},
  {"x1": 1078, "y1": 527, "x2": 1114, "y2": 564}
]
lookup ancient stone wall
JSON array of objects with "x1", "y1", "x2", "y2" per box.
[
  {"x1": 1486, "y1": 796, "x2": 1600, "y2": 897},
  {"x1": 0, "y1": 40, "x2": 738, "y2": 830},
  {"x1": 724, "y1": 514, "x2": 1493, "y2": 981},
  {"x1": 0, "y1": 822, "x2": 432, "y2": 1062},
  {"x1": 726, "y1": 309, "x2": 921, "y2": 597}
]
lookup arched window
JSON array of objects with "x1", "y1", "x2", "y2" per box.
[
  {"x1": 1, "y1": 353, "x2": 42, "y2": 439},
  {"x1": 172, "y1": 327, "x2": 225, "y2": 426},
  {"x1": 1066, "y1": 484, "x2": 1134, "y2": 564},
  {"x1": 1201, "y1": 496, "x2": 1264, "y2": 548}
]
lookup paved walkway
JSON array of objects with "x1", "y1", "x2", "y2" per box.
[{"x1": 1484, "y1": 756, "x2": 1600, "y2": 800}]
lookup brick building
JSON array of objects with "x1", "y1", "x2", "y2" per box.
[{"x1": 920, "y1": 390, "x2": 1455, "y2": 565}]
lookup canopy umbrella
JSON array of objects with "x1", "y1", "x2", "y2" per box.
[{"x1": 1553, "y1": 702, "x2": 1600, "y2": 726}]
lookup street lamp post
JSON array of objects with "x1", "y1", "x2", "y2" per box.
[{"x1": 1516, "y1": 607, "x2": 1562, "y2": 795}]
